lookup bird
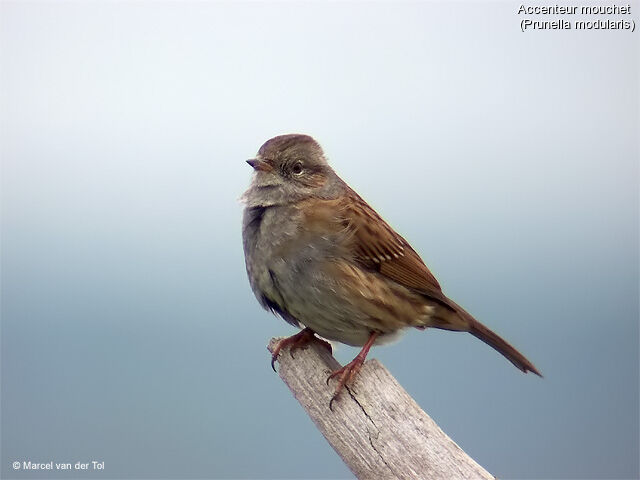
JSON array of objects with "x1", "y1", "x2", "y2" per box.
[{"x1": 241, "y1": 134, "x2": 541, "y2": 405}]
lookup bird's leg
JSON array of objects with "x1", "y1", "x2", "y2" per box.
[
  {"x1": 271, "y1": 327, "x2": 332, "y2": 371},
  {"x1": 328, "y1": 332, "x2": 379, "y2": 409}
]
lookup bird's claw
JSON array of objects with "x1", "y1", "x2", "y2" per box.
[
  {"x1": 269, "y1": 328, "x2": 328, "y2": 372},
  {"x1": 326, "y1": 358, "x2": 364, "y2": 408}
]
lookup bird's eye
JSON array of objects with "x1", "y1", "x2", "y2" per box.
[{"x1": 291, "y1": 162, "x2": 304, "y2": 175}]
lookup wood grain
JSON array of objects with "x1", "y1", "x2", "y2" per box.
[{"x1": 268, "y1": 337, "x2": 495, "y2": 480}]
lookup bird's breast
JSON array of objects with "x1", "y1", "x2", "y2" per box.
[{"x1": 242, "y1": 205, "x2": 312, "y2": 311}]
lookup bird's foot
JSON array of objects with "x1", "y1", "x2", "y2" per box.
[
  {"x1": 327, "y1": 356, "x2": 365, "y2": 410},
  {"x1": 327, "y1": 332, "x2": 379, "y2": 410},
  {"x1": 271, "y1": 327, "x2": 332, "y2": 371}
]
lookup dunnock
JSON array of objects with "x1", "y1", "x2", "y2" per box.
[{"x1": 242, "y1": 134, "x2": 541, "y2": 404}]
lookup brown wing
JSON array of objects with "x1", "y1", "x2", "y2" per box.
[{"x1": 340, "y1": 187, "x2": 444, "y2": 296}]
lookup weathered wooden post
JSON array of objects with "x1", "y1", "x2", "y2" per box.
[{"x1": 268, "y1": 338, "x2": 495, "y2": 480}]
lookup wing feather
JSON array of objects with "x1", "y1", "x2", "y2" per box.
[{"x1": 340, "y1": 187, "x2": 443, "y2": 296}]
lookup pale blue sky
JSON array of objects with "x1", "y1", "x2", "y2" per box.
[{"x1": 2, "y1": 2, "x2": 638, "y2": 479}]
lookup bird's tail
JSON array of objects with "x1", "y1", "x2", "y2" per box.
[
  {"x1": 468, "y1": 319, "x2": 542, "y2": 376},
  {"x1": 428, "y1": 298, "x2": 542, "y2": 377}
]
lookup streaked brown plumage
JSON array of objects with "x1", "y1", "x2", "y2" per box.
[{"x1": 242, "y1": 134, "x2": 541, "y2": 405}]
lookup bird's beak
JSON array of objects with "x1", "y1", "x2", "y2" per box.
[{"x1": 246, "y1": 158, "x2": 273, "y2": 172}]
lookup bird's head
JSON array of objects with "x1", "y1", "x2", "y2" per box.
[{"x1": 242, "y1": 134, "x2": 340, "y2": 207}]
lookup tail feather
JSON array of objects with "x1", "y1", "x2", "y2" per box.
[
  {"x1": 468, "y1": 320, "x2": 542, "y2": 377},
  {"x1": 426, "y1": 297, "x2": 542, "y2": 377}
]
